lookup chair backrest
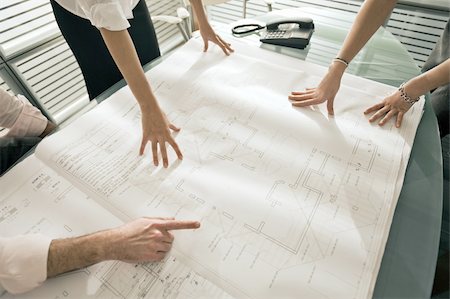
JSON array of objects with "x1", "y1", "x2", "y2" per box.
[{"x1": 50, "y1": 0, "x2": 160, "y2": 100}]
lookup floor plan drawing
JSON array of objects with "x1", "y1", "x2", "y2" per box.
[{"x1": 32, "y1": 38, "x2": 424, "y2": 299}]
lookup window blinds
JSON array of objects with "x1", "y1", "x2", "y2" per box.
[{"x1": 1, "y1": 0, "x2": 185, "y2": 124}]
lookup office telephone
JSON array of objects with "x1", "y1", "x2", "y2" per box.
[{"x1": 260, "y1": 17, "x2": 314, "y2": 49}]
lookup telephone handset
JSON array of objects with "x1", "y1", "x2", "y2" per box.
[{"x1": 260, "y1": 17, "x2": 314, "y2": 49}]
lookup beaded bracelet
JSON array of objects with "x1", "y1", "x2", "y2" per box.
[
  {"x1": 332, "y1": 57, "x2": 349, "y2": 67},
  {"x1": 398, "y1": 82, "x2": 420, "y2": 104}
]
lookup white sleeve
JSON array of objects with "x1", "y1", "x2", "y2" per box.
[
  {"x1": 77, "y1": 0, "x2": 135, "y2": 31},
  {"x1": 0, "y1": 235, "x2": 52, "y2": 294},
  {"x1": 0, "y1": 89, "x2": 48, "y2": 138}
]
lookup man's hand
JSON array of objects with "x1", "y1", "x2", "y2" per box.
[
  {"x1": 39, "y1": 121, "x2": 56, "y2": 138},
  {"x1": 47, "y1": 217, "x2": 200, "y2": 278},
  {"x1": 111, "y1": 217, "x2": 201, "y2": 262},
  {"x1": 139, "y1": 106, "x2": 183, "y2": 168}
]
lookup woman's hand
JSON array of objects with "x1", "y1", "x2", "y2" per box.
[
  {"x1": 364, "y1": 89, "x2": 415, "y2": 128},
  {"x1": 199, "y1": 24, "x2": 234, "y2": 55},
  {"x1": 288, "y1": 63, "x2": 345, "y2": 115},
  {"x1": 140, "y1": 106, "x2": 182, "y2": 168}
]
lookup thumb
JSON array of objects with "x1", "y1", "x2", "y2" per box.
[
  {"x1": 327, "y1": 97, "x2": 335, "y2": 116},
  {"x1": 139, "y1": 137, "x2": 146, "y2": 155},
  {"x1": 169, "y1": 123, "x2": 181, "y2": 132}
]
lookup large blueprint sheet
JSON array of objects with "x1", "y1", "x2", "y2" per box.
[
  {"x1": 0, "y1": 156, "x2": 231, "y2": 299},
  {"x1": 36, "y1": 38, "x2": 424, "y2": 298}
]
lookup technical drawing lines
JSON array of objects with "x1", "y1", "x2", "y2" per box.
[
  {"x1": 97, "y1": 262, "x2": 157, "y2": 298},
  {"x1": 0, "y1": 205, "x2": 18, "y2": 224},
  {"x1": 349, "y1": 137, "x2": 378, "y2": 172}
]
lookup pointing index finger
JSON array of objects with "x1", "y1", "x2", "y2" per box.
[{"x1": 156, "y1": 220, "x2": 201, "y2": 231}]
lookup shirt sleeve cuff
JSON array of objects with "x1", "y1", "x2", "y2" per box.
[
  {"x1": 87, "y1": 2, "x2": 133, "y2": 31},
  {"x1": 5, "y1": 95, "x2": 48, "y2": 138},
  {"x1": 0, "y1": 234, "x2": 52, "y2": 294}
]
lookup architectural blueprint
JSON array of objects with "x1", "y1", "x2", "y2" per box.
[
  {"x1": 33, "y1": 38, "x2": 424, "y2": 298},
  {"x1": 0, "y1": 157, "x2": 232, "y2": 299}
]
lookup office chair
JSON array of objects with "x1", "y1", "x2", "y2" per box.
[
  {"x1": 152, "y1": 0, "x2": 277, "y2": 43},
  {"x1": 151, "y1": 6, "x2": 191, "y2": 42},
  {"x1": 243, "y1": 0, "x2": 275, "y2": 18},
  {"x1": 50, "y1": 0, "x2": 161, "y2": 100}
]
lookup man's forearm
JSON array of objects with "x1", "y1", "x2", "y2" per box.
[
  {"x1": 337, "y1": 0, "x2": 397, "y2": 62},
  {"x1": 47, "y1": 230, "x2": 117, "y2": 277}
]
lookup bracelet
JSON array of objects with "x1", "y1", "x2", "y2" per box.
[
  {"x1": 398, "y1": 82, "x2": 420, "y2": 104},
  {"x1": 332, "y1": 57, "x2": 349, "y2": 67}
]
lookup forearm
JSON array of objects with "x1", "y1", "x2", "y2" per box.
[
  {"x1": 99, "y1": 29, "x2": 159, "y2": 111},
  {"x1": 337, "y1": 0, "x2": 397, "y2": 63},
  {"x1": 188, "y1": 0, "x2": 210, "y2": 29},
  {"x1": 403, "y1": 59, "x2": 450, "y2": 98},
  {"x1": 47, "y1": 230, "x2": 117, "y2": 277}
]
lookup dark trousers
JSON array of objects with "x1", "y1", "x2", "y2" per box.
[
  {"x1": 50, "y1": 0, "x2": 161, "y2": 100},
  {"x1": 422, "y1": 19, "x2": 449, "y2": 139},
  {"x1": 0, "y1": 137, "x2": 41, "y2": 175}
]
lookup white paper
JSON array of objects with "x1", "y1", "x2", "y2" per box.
[
  {"x1": 0, "y1": 156, "x2": 231, "y2": 299},
  {"x1": 35, "y1": 37, "x2": 424, "y2": 298}
]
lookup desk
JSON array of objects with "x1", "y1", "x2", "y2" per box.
[
  {"x1": 95, "y1": 7, "x2": 443, "y2": 298},
  {"x1": 227, "y1": 7, "x2": 443, "y2": 298}
]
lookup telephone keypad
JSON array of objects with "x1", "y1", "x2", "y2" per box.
[{"x1": 266, "y1": 30, "x2": 287, "y2": 38}]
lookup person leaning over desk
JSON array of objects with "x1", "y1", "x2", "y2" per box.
[
  {"x1": 0, "y1": 89, "x2": 55, "y2": 174},
  {"x1": 50, "y1": 0, "x2": 234, "y2": 169},
  {"x1": 0, "y1": 89, "x2": 201, "y2": 294},
  {"x1": 288, "y1": 0, "x2": 450, "y2": 137}
]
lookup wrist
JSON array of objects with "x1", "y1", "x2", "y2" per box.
[
  {"x1": 328, "y1": 62, "x2": 346, "y2": 76},
  {"x1": 138, "y1": 96, "x2": 160, "y2": 113},
  {"x1": 402, "y1": 78, "x2": 424, "y2": 100},
  {"x1": 94, "y1": 229, "x2": 121, "y2": 261}
]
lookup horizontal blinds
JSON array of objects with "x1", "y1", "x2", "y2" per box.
[
  {"x1": 0, "y1": 75, "x2": 13, "y2": 96},
  {"x1": 208, "y1": 0, "x2": 361, "y2": 23},
  {"x1": 0, "y1": 0, "x2": 59, "y2": 58},
  {"x1": 387, "y1": 5, "x2": 449, "y2": 68},
  {"x1": 1, "y1": 0, "x2": 184, "y2": 124},
  {"x1": 11, "y1": 38, "x2": 89, "y2": 123},
  {"x1": 208, "y1": 0, "x2": 448, "y2": 68}
]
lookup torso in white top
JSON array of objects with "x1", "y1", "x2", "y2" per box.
[{"x1": 53, "y1": 0, "x2": 141, "y2": 31}]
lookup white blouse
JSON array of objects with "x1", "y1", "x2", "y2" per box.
[{"x1": 54, "y1": 0, "x2": 141, "y2": 31}]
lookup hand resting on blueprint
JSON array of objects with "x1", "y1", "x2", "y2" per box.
[
  {"x1": 190, "y1": 0, "x2": 234, "y2": 55},
  {"x1": 139, "y1": 106, "x2": 183, "y2": 168},
  {"x1": 288, "y1": 62, "x2": 344, "y2": 115},
  {"x1": 365, "y1": 59, "x2": 450, "y2": 127},
  {"x1": 99, "y1": 1, "x2": 233, "y2": 168}
]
